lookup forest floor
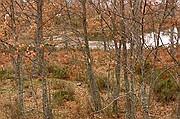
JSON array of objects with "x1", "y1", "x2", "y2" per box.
[{"x1": 0, "y1": 46, "x2": 179, "y2": 119}]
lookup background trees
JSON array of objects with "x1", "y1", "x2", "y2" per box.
[{"x1": 0, "y1": 0, "x2": 179, "y2": 119}]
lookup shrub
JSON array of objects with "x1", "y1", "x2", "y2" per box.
[
  {"x1": 55, "y1": 17, "x2": 63, "y2": 25},
  {"x1": 135, "y1": 61, "x2": 154, "y2": 84},
  {"x1": 0, "y1": 70, "x2": 7, "y2": 80},
  {"x1": 0, "y1": 69, "x2": 14, "y2": 80},
  {"x1": 48, "y1": 65, "x2": 70, "y2": 79},
  {"x1": 51, "y1": 79, "x2": 75, "y2": 107},
  {"x1": 135, "y1": 61, "x2": 152, "y2": 75},
  {"x1": 95, "y1": 73, "x2": 108, "y2": 91},
  {"x1": 154, "y1": 78, "x2": 179, "y2": 103},
  {"x1": 52, "y1": 90, "x2": 75, "y2": 106}
]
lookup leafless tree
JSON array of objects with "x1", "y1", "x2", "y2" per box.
[{"x1": 80, "y1": 0, "x2": 102, "y2": 111}]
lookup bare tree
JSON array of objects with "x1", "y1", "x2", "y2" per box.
[
  {"x1": 169, "y1": 0, "x2": 176, "y2": 64},
  {"x1": 80, "y1": 0, "x2": 102, "y2": 111},
  {"x1": 98, "y1": 0, "x2": 107, "y2": 51},
  {"x1": 140, "y1": 0, "x2": 150, "y2": 118},
  {"x1": 2, "y1": 0, "x2": 25, "y2": 118},
  {"x1": 36, "y1": 0, "x2": 52, "y2": 118}
]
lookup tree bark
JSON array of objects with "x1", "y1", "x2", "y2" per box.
[
  {"x1": 177, "y1": 25, "x2": 180, "y2": 50},
  {"x1": 129, "y1": 0, "x2": 140, "y2": 118},
  {"x1": 36, "y1": 0, "x2": 52, "y2": 118},
  {"x1": 98, "y1": 0, "x2": 107, "y2": 51},
  {"x1": 81, "y1": 0, "x2": 102, "y2": 111},
  {"x1": 9, "y1": 0, "x2": 25, "y2": 118},
  {"x1": 119, "y1": 0, "x2": 131, "y2": 118},
  {"x1": 141, "y1": 1, "x2": 150, "y2": 119},
  {"x1": 177, "y1": 98, "x2": 180, "y2": 119},
  {"x1": 110, "y1": 0, "x2": 121, "y2": 115},
  {"x1": 170, "y1": 0, "x2": 176, "y2": 64},
  {"x1": 15, "y1": 51, "x2": 25, "y2": 119}
]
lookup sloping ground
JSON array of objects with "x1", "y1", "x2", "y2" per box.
[
  {"x1": 144, "y1": 47, "x2": 180, "y2": 68},
  {"x1": 0, "y1": 47, "x2": 179, "y2": 119},
  {"x1": 0, "y1": 78, "x2": 178, "y2": 119}
]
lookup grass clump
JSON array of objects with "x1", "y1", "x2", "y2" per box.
[
  {"x1": 95, "y1": 73, "x2": 108, "y2": 91},
  {"x1": 135, "y1": 61, "x2": 152, "y2": 75},
  {"x1": 135, "y1": 61, "x2": 153, "y2": 84},
  {"x1": 154, "y1": 78, "x2": 179, "y2": 103},
  {"x1": 51, "y1": 79, "x2": 75, "y2": 107},
  {"x1": 55, "y1": 17, "x2": 63, "y2": 25},
  {"x1": 52, "y1": 90, "x2": 75, "y2": 106},
  {"x1": 0, "y1": 69, "x2": 14, "y2": 80},
  {"x1": 48, "y1": 65, "x2": 70, "y2": 79}
]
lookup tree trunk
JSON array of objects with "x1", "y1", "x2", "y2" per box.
[
  {"x1": 36, "y1": 0, "x2": 52, "y2": 118},
  {"x1": 10, "y1": 0, "x2": 25, "y2": 118},
  {"x1": 97, "y1": 0, "x2": 107, "y2": 51},
  {"x1": 177, "y1": 98, "x2": 180, "y2": 119},
  {"x1": 170, "y1": 0, "x2": 175, "y2": 64},
  {"x1": 141, "y1": 1, "x2": 150, "y2": 119},
  {"x1": 110, "y1": 0, "x2": 121, "y2": 115},
  {"x1": 129, "y1": 0, "x2": 140, "y2": 118},
  {"x1": 100, "y1": 15, "x2": 107, "y2": 51},
  {"x1": 81, "y1": 0, "x2": 102, "y2": 111},
  {"x1": 15, "y1": 51, "x2": 25, "y2": 119},
  {"x1": 176, "y1": 25, "x2": 180, "y2": 50},
  {"x1": 119, "y1": 0, "x2": 131, "y2": 118},
  {"x1": 112, "y1": 39, "x2": 121, "y2": 114}
]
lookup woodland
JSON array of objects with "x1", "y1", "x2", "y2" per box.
[{"x1": 0, "y1": 0, "x2": 180, "y2": 119}]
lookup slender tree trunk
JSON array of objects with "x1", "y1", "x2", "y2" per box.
[
  {"x1": 32, "y1": 52, "x2": 39, "y2": 78},
  {"x1": 134, "y1": 1, "x2": 141, "y2": 61},
  {"x1": 112, "y1": 39, "x2": 121, "y2": 114},
  {"x1": 130, "y1": 38, "x2": 136, "y2": 119},
  {"x1": 15, "y1": 51, "x2": 25, "y2": 119},
  {"x1": 40, "y1": 47, "x2": 51, "y2": 119},
  {"x1": 81, "y1": 0, "x2": 102, "y2": 111},
  {"x1": 130, "y1": 0, "x2": 140, "y2": 119},
  {"x1": 33, "y1": 28, "x2": 39, "y2": 78},
  {"x1": 119, "y1": 0, "x2": 131, "y2": 118},
  {"x1": 100, "y1": 15, "x2": 107, "y2": 51},
  {"x1": 10, "y1": 0, "x2": 25, "y2": 118},
  {"x1": 107, "y1": 52, "x2": 112, "y2": 98},
  {"x1": 129, "y1": 0, "x2": 140, "y2": 118},
  {"x1": 110, "y1": 0, "x2": 121, "y2": 115},
  {"x1": 122, "y1": 34, "x2": 131, "y2": 119},
  {"x1": 97, "y1": 0, "x2": 107, "y2": 51},
  {"x1": 176, "y1": 25, "x2": 180, "y2": 50},
  {"x1": 36, "y1": 0, "x2": 51, "y2": 118},
  {"x1": 175, "y1": 13, "x2": 180, "y2": 119},
  {"x1": 10, "y1": 0, "x2": 17, "y2": 42},
  {"x1": 177, "y1": 96, "x2": 180, "y2": 119},
  {"x1": 30, "y1": 77, "x2": 40, "y2": 118},
  {"x1": 141, "y1": 1, "x2": 150, "y2": 119},
  {"x1": 170, "y1": 0, "x2": 175, "y2": 64}
]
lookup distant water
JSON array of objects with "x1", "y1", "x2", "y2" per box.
[
  {"x1": 89, "y1": 28, "x2": 179, "y2": 50},
  {"x1": 54, "y1": 28, "x2": 179, "y2": 50},
  {"x1": 145, "y1": 28, "x2": 178, "y2": 47}
]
